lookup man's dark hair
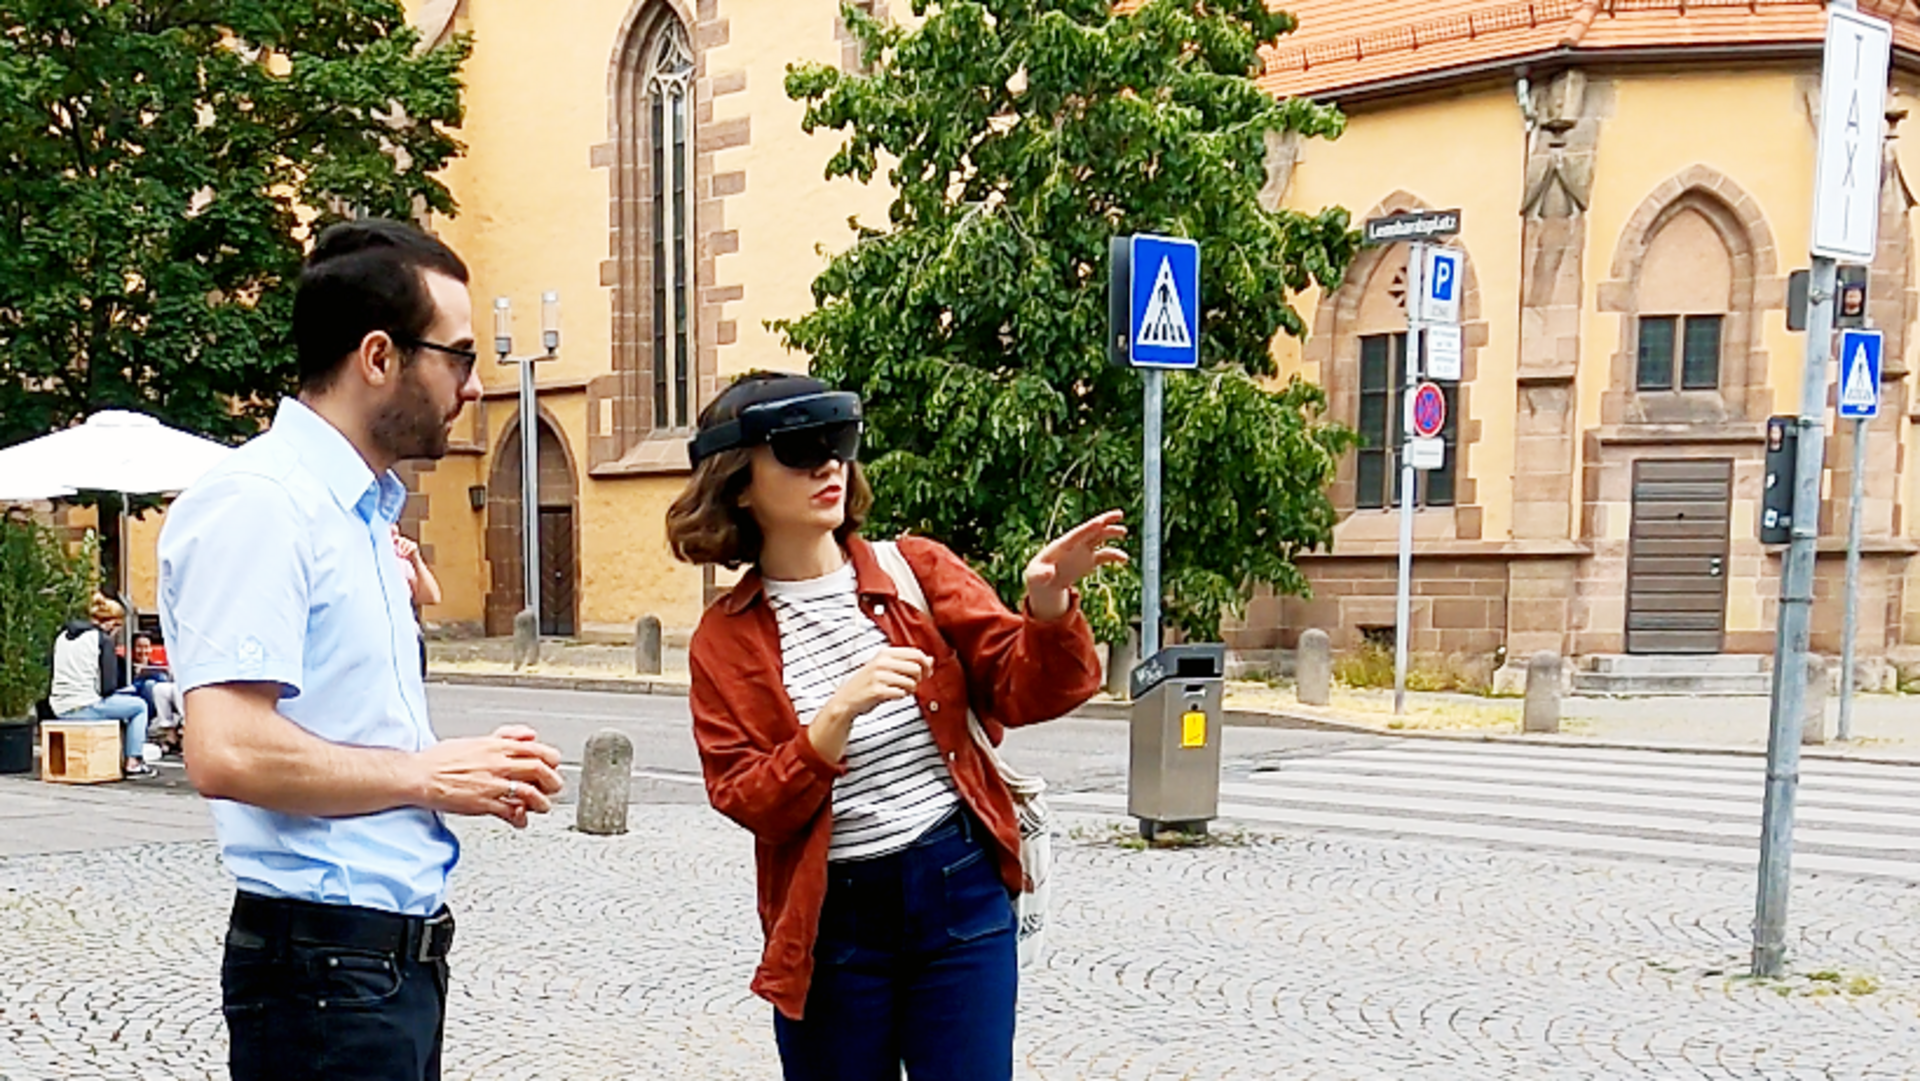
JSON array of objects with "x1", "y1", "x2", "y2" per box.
[{"x1": 292, "y1": 219, "x2": 470, "y2": 392}]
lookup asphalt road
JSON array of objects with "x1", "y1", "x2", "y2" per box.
[{"x1": 424, "y1": 682, "x2": 1372, "y2": 804}]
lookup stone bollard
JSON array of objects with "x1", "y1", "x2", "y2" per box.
[
  {"x1": 1105, "y1": 634, "x2": 1138, "y2": 700},
  {"x1": 1523, "y1": 651, "x2": 1562, "y2": 734},
  {"x1": 511, "y1": 608, "x2": 539, "y2": 670},
  {"x1": 634, "y1": 614, "x2": 663, "y2": 676},
  {"x1": 1295, "y1": 629, "x2": 1331, "y2": 707},
  {"x1": 577, "y1": 728, "x2": 634, "y2": 836},
  {"x1": 1801, "y1": 655, "x2": 1831, "y2": 746}
]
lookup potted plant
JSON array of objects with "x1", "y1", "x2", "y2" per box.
[{"x1": 0, "y1": 513, "x2": 96, "y2": 773}]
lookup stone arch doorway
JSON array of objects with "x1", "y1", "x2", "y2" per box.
[{"x1": 486, "y1": 414, "x2": 580, "y2": 637}]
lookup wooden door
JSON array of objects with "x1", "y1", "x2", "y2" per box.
[
  {"x1": 538, "y1": 507, "x2": 575, "y2": 638},
  {"x1": 1626, "y1": 459, "x2": 1732, "y2": 653}
]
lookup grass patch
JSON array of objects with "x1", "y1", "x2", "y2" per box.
[
  {"x1": 1069, "y1": 821, "x2": 1254, "y2": 851},
  {"x1": 1332, "y1": 641, "x2": 1496, "y2": 696}
]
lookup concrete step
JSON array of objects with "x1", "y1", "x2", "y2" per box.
[
  {"x1": 1586, "y1": 653, "x2": 1768, "y2": 676},
  {"x1": 1571, "y1": 671, "x2": 1772, "y2": 697}
]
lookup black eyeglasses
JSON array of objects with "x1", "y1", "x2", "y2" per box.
[{"x1": 393, "y1": 335, "x2": 479, "y2": 381}]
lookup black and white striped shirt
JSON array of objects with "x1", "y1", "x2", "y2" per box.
[{"x1": 763, "y1": 562, "x2": 959, "y2": 861}]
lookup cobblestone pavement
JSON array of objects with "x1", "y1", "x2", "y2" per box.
[{"x1": 4, "y1": 805, "x2": 1920, "y2": 1080}]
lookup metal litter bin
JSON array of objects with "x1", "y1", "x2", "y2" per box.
[{"x1": 1128, "y1": 644, "x2": 1225, "y2": 839}]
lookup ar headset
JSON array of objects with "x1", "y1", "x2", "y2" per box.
[{"x1": 687, "y1": 381, "x2": 864, "y2": 471}]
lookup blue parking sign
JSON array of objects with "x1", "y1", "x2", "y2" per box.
[
  {"x1": 1127, "y1": 235, "x2": 1200, "y2": 369},
  {"x1": 1420, "y1": 247, "x2": 1463, "y2": 325},
  {"x1": 1838, "y1": 329, "x2": 1882, "y2": 420}
]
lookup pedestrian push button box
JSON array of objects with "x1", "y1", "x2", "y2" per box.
[{"x1": 1127, "y1": 644, "x2": 1225, "y2": 839}]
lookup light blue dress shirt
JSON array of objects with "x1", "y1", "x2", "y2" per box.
[{"x1": 158, "y1": 398, "x2": 457, "y2": 916}]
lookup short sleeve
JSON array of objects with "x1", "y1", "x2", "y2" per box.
[{"x1": 157, "y1": 472, "x2": 310, "y2": 698}]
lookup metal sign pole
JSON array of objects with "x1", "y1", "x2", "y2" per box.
[
  {"x1": 1142, "y1": 368, "x2": 1165, "y2": 659},
  {"x1": 519, "y1": 355, "x2": 541, "y2": 631},
  {"x1": 1755, "y1": 0, "x2": 1886, "y2": 979},
  {"x1": 1838, "y1": 415, "x2": 1867, "y2": 741},
  {"x1": 1393, "y1": 242, "x2": 1426, "y2": 716},
  {"x1": 1754, "y1": 254, "x2": 1832, "y2": 978}
]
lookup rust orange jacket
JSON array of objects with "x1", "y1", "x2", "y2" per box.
[{"x1": 689, "y1": 534, "x2": 1102, "y2": 1020}]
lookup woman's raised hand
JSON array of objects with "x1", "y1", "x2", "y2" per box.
[{"x1": 1024, "y1": 510, "x2": 1129, "y2": 622}]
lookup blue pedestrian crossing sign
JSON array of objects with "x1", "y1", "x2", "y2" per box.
[
  {"x1": 1838, "y1": 329, "x2": 1882, "y2": 419},
  {"x1": 1122, "y1": 235, "x2": 1200, "y2": 369}
]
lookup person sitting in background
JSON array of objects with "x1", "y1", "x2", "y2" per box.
[
  {"x1": 48, "y1": 593, "x2": 153, "y2": 778},
  {"x1": 131, "y1": 633, "x2": 184, "y2": 757}
]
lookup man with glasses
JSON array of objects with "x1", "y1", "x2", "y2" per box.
[{"x1": 158, "y1": 219, "x2": 565, "y2": 1081}]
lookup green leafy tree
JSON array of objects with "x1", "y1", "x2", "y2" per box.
[
  {"x1": 779, "y1": 0, "x2": 1360, "y2": 642},
  {"x1": 0, "y1": 0, "x2": 470, "y2": 448},
  {"x1": 0, "y1": 515, "x2": 96, "y2": 719}
]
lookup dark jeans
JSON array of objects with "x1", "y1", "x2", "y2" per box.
[
  {"x1": 775, "y1": 809, "x2": 1018, "y2": 1081},
  {"x1": 221, "y1": 893, "x2": 453, "y2": 1081}
]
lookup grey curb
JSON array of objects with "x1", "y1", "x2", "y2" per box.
[{"x1": 425, "y1": 670, "x2": 1920, "y2": 767}]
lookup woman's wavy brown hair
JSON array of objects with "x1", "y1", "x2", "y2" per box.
[{"x1": 666, "y1": 372, "x2": 874, "y2": 569}]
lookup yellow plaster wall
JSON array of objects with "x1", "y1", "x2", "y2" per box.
[
  {"x1": 1581, "y1": 70, "x2": 1812, "y2": 431},
  {"x1": 709, "y1": 4, "x2": 895, "y2": 371},
  {"x1": 1281, "y1": 85, "x2": 1529, "y2": 542},
  {"x1": 414, "y1": 453, "x2": 488, "y2": 630},
  {"x1": 1581, "y1": 71, "x2": 1815, "y2": 638},
  {"x1": 413, "y1": 0, "x2": 891, "y2": 634}
]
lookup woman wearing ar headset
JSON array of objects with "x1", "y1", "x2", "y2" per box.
[{"x1": 667, "y1": 371, "x2": 1127, "y2": 1081}]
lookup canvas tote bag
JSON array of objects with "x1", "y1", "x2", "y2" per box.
[{"x1": 870, "y1": 540, "x2": 1053, "y2": 969}]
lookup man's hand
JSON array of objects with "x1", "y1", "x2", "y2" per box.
[
  {"x1": 183, "y1": 683, "x2": 564, "y2": 825},
  {"x1": 413, "y1": 732, "x2": 564, "y2": 829}
]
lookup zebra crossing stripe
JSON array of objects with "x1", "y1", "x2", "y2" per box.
[{"x1": 1053, "y1": 742, "x2": 1920, "y2": 881}]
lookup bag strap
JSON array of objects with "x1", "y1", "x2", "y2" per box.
[
  {"x1": 870, "y1": 539, "x2": 1044, "y2": 797},
  {"x1": 870, "y1": 540, "x2": 928, "y2": 614}
]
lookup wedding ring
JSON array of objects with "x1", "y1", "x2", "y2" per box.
[{"x1": 506, "y1": 780, "x2": 519, "y2": 803}]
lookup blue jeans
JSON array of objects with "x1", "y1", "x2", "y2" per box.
[
  {"x1": 775, "y1": 809, "x2": 1018, "y2": 1081},
  {"x1": 63, "y1": 692, "x2": 149, "y2": 762}
]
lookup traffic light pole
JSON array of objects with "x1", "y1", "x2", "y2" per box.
[{"x1": 1753, "y1": 254, "x2": 1833, "y2": 978}]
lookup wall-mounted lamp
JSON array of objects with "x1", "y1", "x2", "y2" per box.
[
  {"x1": 493, "y1": 296, "x2": 513, "y2": 358},
  {"x1": 541, "y1": 291, "x2": 561, "y2": 354},
  {"x1": 467, "y1": 484, "x2": 487, "y2": 512}
]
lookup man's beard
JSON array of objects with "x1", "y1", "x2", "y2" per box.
[{"x1": 370, "y1": 363, "x2": 450, "y2": 462}]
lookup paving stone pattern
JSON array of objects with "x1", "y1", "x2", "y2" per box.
[{"x1": 3, "y1": 807, "x2": 1919, "y2": 1079}]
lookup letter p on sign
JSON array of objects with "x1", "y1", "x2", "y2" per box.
[{"x1": 1420, "y1": 248, "x2": 1463, "y2": 325}]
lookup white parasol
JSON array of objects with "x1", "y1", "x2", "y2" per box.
[{"x1": 0, "y1": 411, "x2": 233, "y2": 657}]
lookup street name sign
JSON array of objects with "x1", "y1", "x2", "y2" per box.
[
  {"x1": 1811, "y1": 8, "x2": 1892, "y2": 263},
  {"x1": 1363, "y1": 209, "x2": 1462, "y2": 246},
  {"x1": 1838, "y1": 328, "x2": 1882, "y2": 419}
]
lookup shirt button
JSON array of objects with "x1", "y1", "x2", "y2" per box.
[
  {"x1": 948, "y1": 751, "x2": 957, "y2": 762},
  {"x1": 875, "y1": 603, "x2": 886, "y2": 615},
  {"x1": 928, "y1": 701, "x2": 940, "y2": 713}
]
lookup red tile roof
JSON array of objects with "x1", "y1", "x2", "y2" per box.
[{"x1": 1243, "y1": 0, "x2": 1920, "y2": 99}]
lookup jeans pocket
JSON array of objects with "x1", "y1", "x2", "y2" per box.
[
  {"x1": 221, "y1": 940, "x2": 282, "y2": 1019},
  {"x1": 943, "y1": 845, "x2": 1014, "y2": 943},
  {"x1": 305, "y1": 947, "x2": 404, "y2": 1009}
]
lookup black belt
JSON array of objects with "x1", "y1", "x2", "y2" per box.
[{"x1": 230, "y1": 891, "x2": 456, "y2": 963}]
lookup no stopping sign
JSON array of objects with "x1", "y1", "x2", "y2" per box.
[{"x1": 1410, "y1": 381, "x2": 1447, "y2": 439}]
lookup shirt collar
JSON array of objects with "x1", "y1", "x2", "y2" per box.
[
  {"x1": 719, "y1": 536, "x2": 898, "y2": 616},
  {"x1": 273, "y1": 398, "x2": 407, "y2": 524}
]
